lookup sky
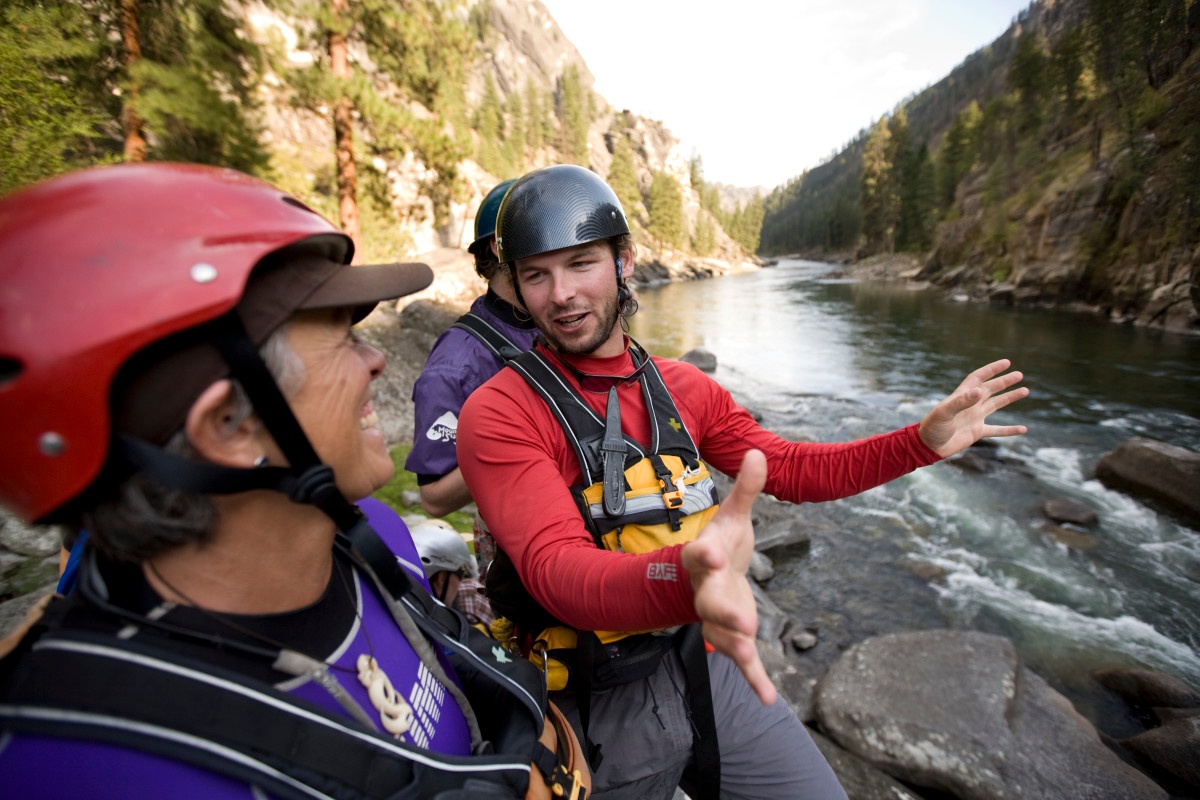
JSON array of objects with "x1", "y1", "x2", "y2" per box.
[{"x1": 538, "y1": 0, "x2": 1032, "y2": 190}]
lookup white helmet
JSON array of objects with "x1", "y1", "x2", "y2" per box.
[{"x1": 410, "y1": 519, "x2": 477, "y2": 579}]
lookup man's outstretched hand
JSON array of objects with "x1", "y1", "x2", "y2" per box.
[
  {"x1": 681, "y1": 449, "x2": 777, "y2": 706},
  {"x1": 919, "y1": 358, "x2": 1029, "y2": 458}
]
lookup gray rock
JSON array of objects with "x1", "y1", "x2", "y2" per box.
[
  {"x1": 678, "y1": 348, "x2": 717, "y2": 372},
  {"x1": 398, "y1": 298, "x2": 465, "y2": 338},
  {"x1": 747, "y1": 550, "x2": 774, "y2": 583},
  {"x1": 810, "y1": 729, "x2": 929, "y2": 800},
  {"x1": 1095, "y1": 438, "x2": 1200, "y2": 527},
  {"x1": 813, "y1": 630, "x2": 1166, "y2": 800},
  {"x1": 1094, "y1": 667, "x2": 1200, "y2": 709},
  {"x1": 790, "y1": 630, "x2": 818, "y2": 651},
  {"x1": 0, "y1": 513, "x2": 62, "y2": 558},
  {"x1": 0, "y1": 581, "x2": 57, "y2": 642},
  {"x1": 1042, "y1": 497, "x2": 1099, "y2": 527},
  {"x1": 1118, "y1": 714, "x2": 1200, "y2": 791},
  {"x1": 1042, "y1": 524, "x2": 1101, "y2": 552},
  {"x1": 750, "y1": 581, "x2": 788, "y2": 642}
]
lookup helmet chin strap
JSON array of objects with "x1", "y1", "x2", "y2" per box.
[{"x1": 114, "y1": 312, "x2": 363, "y2": 533}]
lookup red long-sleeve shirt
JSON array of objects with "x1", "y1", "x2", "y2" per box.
[{"x1": 457, "y1": 343, "x2": 941, "y2": 633}]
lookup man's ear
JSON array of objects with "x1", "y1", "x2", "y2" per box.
[
  {"x1": 184, "y1": 380, "x2": 263, "y2": 468},
  {"x1": 618, "y1": 248, "x2": 635, "y2": 279}
]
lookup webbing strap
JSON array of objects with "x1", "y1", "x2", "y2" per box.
[
  {"x1": 678, "y1": 625, "x2": 720, "y2": 800},
  {"x1": 340, "y1": 519, "x2": 545, "y2": 725},
  {"x1": 453, "y1": 313, "x2": 524, "y2": 363},
  {"x1": 1, "y1": 635, "x2": 529, "y2": 800}
]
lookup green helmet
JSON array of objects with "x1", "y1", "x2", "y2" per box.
[
  {"x1": 495, "y1": 165, "x2": 629, "y2": 263},
  {"x1": 466, "y1": 178, "x2": 516, "y2": 257}
]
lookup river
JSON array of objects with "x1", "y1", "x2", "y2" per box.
[{"x1": 628, "y1": 257, "x2": 1200, "y2": 736}]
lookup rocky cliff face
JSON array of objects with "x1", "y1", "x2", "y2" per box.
[
  {"x1": 248, "y1": 0, "x2": 755, "y2": 282},
  {"x1": 919, "y1": 4, "x2": 1199, "y2": 335}
]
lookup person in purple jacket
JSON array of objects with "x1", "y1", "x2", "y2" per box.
[
  {"x1": 0, "y1": 163, "x2": 586, "y2": 799},
  {"x1": 406, "y1": 178, "x2": 537, "y2": 574}
]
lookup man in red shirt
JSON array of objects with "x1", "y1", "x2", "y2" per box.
[{"x1": 458, "y1": 164, "x2": 1029, "y2": 800}]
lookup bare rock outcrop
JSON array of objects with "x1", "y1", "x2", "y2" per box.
[
  {"x1": 1094, "y1": 438, "x2": 1200, "y2": 528},
  {"x1": 813, "y1": 630, "x2": 1167, "y2": 800}
]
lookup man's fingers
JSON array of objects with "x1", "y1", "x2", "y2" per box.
[
  {"x1": 970, "y1": 358, "x2": 1012, "y2": 384},
  {"x1": 704, "y1": 626, "x2": 778, "y2": 706},
  {"x1": 725, "y1": 449, "x2": 766, "y2": 516},
  {"x1": 986, "y1": 385, "x2": 1030, "y2": 413}
]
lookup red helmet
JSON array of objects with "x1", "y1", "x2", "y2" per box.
[{"x1": 0, "y1": 162, "x2": 422, "y2": 523}]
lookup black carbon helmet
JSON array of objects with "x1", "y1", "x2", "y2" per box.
[
  {"x1": 495, "y1": 165, "x2": 629, "y2": 263},
  {"x1": 466, "y1": 178, "x2": 516, "y2": 257}
]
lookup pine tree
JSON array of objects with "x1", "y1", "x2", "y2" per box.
[
  {"x1": 647, "y1": 170, "x2": 684, "y2": 256},
  {"x1": 740, "y1": 196, "x2": 764, "y2": 254},
  {"x1": 504, "y1": 89, "x2": 526, "y2": 171},
  {"x1": 860, "y1": 117, "x2": 894, "y2": 253},
  {"x1": 937, "y1": 101, "x2": 981, "y2": 207},
  {"x1": 898, "y1": 143, "x2": 936, "y2": 251},
  {"x1": 524, "y1": 79, "x2": 545, "y2": 155},
  {"x1": 475, "y1": 72, "x2": 507, "y2": 176},
  {"x1": 692, "y1": 212, "x2": 716, "y2": 256},
  {"x1": 0, "y1": 21, "x2": 104, "y2": 192},
  {"x1": 1009, "y1": 29, "x2": 1050, "y2": 136},
  {"x1": 0, "y1": 0, "x2": 268, "y2": 188},
  {"x1": 606, "y1": 132, "x2": 641, "y2": 220},
  {"x1": 288, "y1": 0, "x2": 475, "y2": 251},
  {"x1": 556, "y1": 64, "x2": 590, "y2": 167}
]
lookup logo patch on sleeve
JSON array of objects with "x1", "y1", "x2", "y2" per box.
[
  {"x1": 647, "y1": 563, "x2": 678, "y2": 581},
  {"x1": 425, "y1": 411, "x2": 459, "y2": 443}
]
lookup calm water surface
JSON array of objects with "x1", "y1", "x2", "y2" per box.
[{"x1": 630, "y1": 258, "x2": 1200, "y2": 729}]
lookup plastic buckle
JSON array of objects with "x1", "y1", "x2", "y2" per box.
[
  {"x1": 551, "y1": 766, "x2": 588, "y2": 799},
  {"x1": 661, "y1": 488, "x2": 685, "y2": 509}
]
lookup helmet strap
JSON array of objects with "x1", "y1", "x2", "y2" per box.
[{"x1": 207, "y1": 312, "x2": 363, "y2": 531}]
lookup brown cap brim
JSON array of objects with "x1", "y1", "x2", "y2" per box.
[
  {"x1": 299, "y1": 261, "x2": 434, "y2": 320},
  {"x1": 113, "y1": 257, "x2": 433, "y2": 445}
]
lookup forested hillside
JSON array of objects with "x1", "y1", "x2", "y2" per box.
[
  {"x1": 0, "y1": 0, "x2": 762, "y2": 273},
  {"x1": 760, "y1": 0, "x2": 1199, "y2": 333}
]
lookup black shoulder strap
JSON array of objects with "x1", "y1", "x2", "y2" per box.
[
  {"x1": 506, "y1": 348, "x2": 703, "y2": 485},
  {"x1": 453, "y1": 313, "x2": 523, "y2": 364},
  {"x1": 507, "y1": 350, "x2": 645, "y2": 485}
]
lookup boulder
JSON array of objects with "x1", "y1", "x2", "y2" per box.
[
  {"x1": 747, "y1": 550, "x2": 774, "y2": 583},
  {"x1": 1118, "y1": 715, "x2": 1200, "y2": 792},
  {"x1": 1041, "y1": 497, "x2": 1099, "y2": 527},
  {"x1": 678, "y1": 347, "x2": 717, "y2": 372},
  {"x1": 397, "y1": 298, "x2": 463, "y2": 338},
  {"x1": 809, "y1": 729, "x2": 928, "y2": 800},
  {"x1": 1094, "y1": 667, "x2": 1200, "y2": 709},
  {"x1": 813, "y1": 630, "x2": 1167, "y2": 800},
  {"x1": 1094, "y1": 438, "x2": 1200, "y2": 527}
]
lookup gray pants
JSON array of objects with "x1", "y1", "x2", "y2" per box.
[{"x1": 552, "y1": 648, "x2": 847, "y2": 800}]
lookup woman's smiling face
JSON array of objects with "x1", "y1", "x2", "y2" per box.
[{"x1": 279, "y1": 307, "x2": 393, "y2": 500}]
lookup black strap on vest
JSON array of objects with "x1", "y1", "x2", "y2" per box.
[
  {"x1": 678, "y1": 626, "x2": 720, "y2": 800},
  {"x1": 506, "y1": 348, "x2": 700, "y2": 488},
  {"x1": 453, "y1": 312, "x2": 524, "y2": 363}
]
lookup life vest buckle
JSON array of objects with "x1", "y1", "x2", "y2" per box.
[
  {"x1": 662, "y1": 488, "x2": 685, "y2": 509},
  {"x1": 550, "y1": 766, "x2": 589, "y2": 799}
]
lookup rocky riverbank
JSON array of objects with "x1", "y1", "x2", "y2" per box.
[
  {"x1": 805, "y1": 250, "x2": 1200, "y2": 336},
  {"x1": 3, "y1": 247, "x2": 1197, "y2": 799}
]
